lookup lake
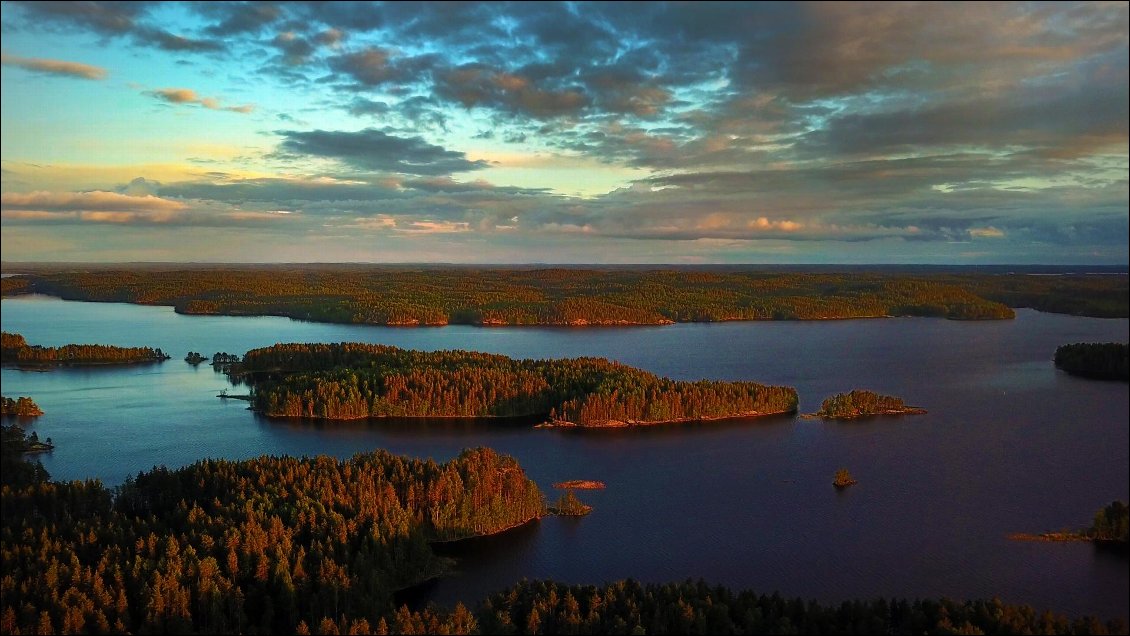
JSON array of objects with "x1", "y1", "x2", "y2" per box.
[{"x1": 1, "y1": 294, "x2": 1127, "y2": 620}]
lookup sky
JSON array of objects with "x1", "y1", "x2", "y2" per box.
[{"x1": 0, "y1": 1, "x2": 1127, "y2": 264}]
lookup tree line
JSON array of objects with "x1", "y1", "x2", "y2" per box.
[
  {"x1": 1, "y1": 332, "x2": 169, "y2": 366},
  {"x1": 1, "y1": 267, "x2": 1042, "y2": 327},
  {"x1": 1, "y1": 396, "x2": 43, "y2": 417},
  {"x1": 1054, "y1": 343, "x2": 1129, "y2": 381},
  {"x1": 474, "y1": 578, "x2": 1126, "y2": 635},
  {"x1": 233, "y1": 342, "x2": 798, "y2": 424},
  {"x1": 1, "y1": 446, "x2": 1124, "y2": 634},
  {"x1": 1, "y1": 446, "x2": 543, "y2": 634},
  {"x1": 1089, "y1": 501, "x2": 1129, "y2": 543},
  {"x1": 816, "y1": 390, "x2": 916, "y2": 419}
]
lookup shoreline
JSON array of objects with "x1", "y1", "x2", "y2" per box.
[
  {"x1": 1008, "y1": 532, "x2": 1092, "y2": 543},
  {"x1": 536, "y1": 408, "x2": 796, "y2": 429},
  {"x1": 1, "y1": 291, "x2": 1022, "y2": 325},
  {"x1": 801, "y1": 407, "x2": 928, "y2": 420},
  {"x1": 428, "y1": 515, "x2": 542, "y2": 546}
]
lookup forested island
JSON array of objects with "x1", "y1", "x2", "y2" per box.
[
  {"x1": 811, "y1": 390, "x2": 926, "y2": 419},
  {"x1": 1, "y1": 395, "x2": 43, "y2": 417},
  {"x1": 833, "y1": 468, "x2": 858, "y2": 489},
  {"x1": 549, "y1": 491, "x2": 593, "y2": 516},
  {"x1": 1010, "y1": 501, "x2": 1129, "y2": 545},
  {"x1": 0, "y1": 266, "x2": 1049, "y2": 325},
  {"x1": 185, "y1": 351, "x2": 208, "y2": 364},
  {"x1": 1054, "y1": 343, "x2": 1129, "y2": 381},
  {"x1": 1, "y1": 445, "x2": 1124, "y2": 635},
  {"x1": 1, "y1": 331, "x2": 169, "y2": 367},
  {"x1": 0, "y1": 446, "x2": 543, "y2": 634},
  {"x1": 231, "y1": 342, "x2": 798, "y2": 425}
]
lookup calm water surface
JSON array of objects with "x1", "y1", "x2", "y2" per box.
[{"x1": 2, "y1": 295, "x2": 1127, "y2": 620}]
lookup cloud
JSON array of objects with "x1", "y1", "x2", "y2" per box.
[
  {"x1": 146, "y1": 88, "x2": 254, "y2": 114},
  {"x1": 275, "y1": 128, "x2": 489, "y2": 175},
  {"x1": 327, "y1": 47, "x2": 436, "y2": 87},
  {"x1": 434, "y1": 65, "x2": 590, "y2": 118},
  {"x1": 1, "y1": 53, "x2": 107, "y2": 80},
  {"x1": 9, "y1": 1, "x2": 224, "y2": 52},
  {"x1": 1, "y1": 190, "x2": 188, "y2": 224},
  {"x1": 969, "y1": 227, "x2": 1005, "y2": 238},
  {"x1": 202, "y1": 2, "x2": 283, "y2": 36}
]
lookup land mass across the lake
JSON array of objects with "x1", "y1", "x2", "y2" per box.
[{"x1": 12, "y1": 264, "x2": 1130, "y2": 327}]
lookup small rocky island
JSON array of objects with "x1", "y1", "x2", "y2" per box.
[
  {"x1": 553, "y1": 480, "x2": 606, "y2": 490},
  {"x1": 808, "y1": 390, "x2": 926, "y2": 420},
  {"x1": 185, "y1": 351, "x2": 208, "y2": 365},
  {"x1": 833, "y1": 468, "x2": 858, "y2": 489},
  {"x1": 549, "y1": 490, "x2": 593, "y2": 516}
]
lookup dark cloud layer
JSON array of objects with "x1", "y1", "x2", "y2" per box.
[{"x1": 275, "y1": 128, "x2": 489, "y2": 175}]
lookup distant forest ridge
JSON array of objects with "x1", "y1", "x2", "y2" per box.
[
  {"x1": 1, "y1": 266, "x2": 1126, "y2": 324},
  {"x1": 3, "y1": 266, "x2": 1125, "y2": 324}
]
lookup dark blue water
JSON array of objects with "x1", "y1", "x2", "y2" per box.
[{"x1": 2, "y1": 295, "x2": 1127, "y2": 620}]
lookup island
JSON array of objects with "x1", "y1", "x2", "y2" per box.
[
  {"x1": 184, "y1": 351, "x2": 208, "y2": 364},
  {"x1": 1, "y1": 332, "x2": 170, "y2": 367},
  {"x1": 553, "y1": 480, "x2": 606, "y2": 490},
  {"x1": 228, "y1": 342, "x2": 798, "y2": 426},
  {"x1": 549, "y1": 490, "x2": 593, "y2": 516},
  {"x1": 1, "y1": 395, "x2": 44, "y2": 417},
  {"x1": 809, "y1": 390, "x2": 927, "y2": 419},
  {"x1": 1054, "y1": 343, "x2": 1129, "y2": 381},
  {"x1": 1009, "y1": 501, "x2": 1129, "y2": 545},
  {"x1": 833, "y1": 468, "x2": 858, "y2": 489}
]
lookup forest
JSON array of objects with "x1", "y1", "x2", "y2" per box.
[
  {"x1": 0, "y1": 446, "x2": 543, "y2": 634},
  {"x1": 474, "y1": 579, "x2": 1126, "y2": 635},
  {"x1": 1089, "y1": 501, "x2": 1129, "y2": 543},
  {"x1": 0, "y1": 396, "x2": 43, "y2": 417},
  {"x1": 1, "y1": 266, "x2": 1066, "y2": 326},
  {"x1": 233, "y1": 342, "x2": 797, "y2": 424},
  {"x1": 1, "y1": 332, "x2": 169, "y2": 367},
  {"x1": 1054, "y1": 343, "x2": 1129, "y2": 381},
  {"x1": 2, "y1": 439, "x2": 1125, "y2": 635},
  {"x1": 814, "y1": 390, "x2": 924, "y2": 419}
]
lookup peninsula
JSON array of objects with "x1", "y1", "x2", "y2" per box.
[
  {"x1": 1009, "y1": 501, "x2": 1129, "y2": 545},
  {"x1": 2, "y1": 332, "x2": 170, "y2": 367},
  {"x1": 1054, "y1": 343, "x2": 1129, "y2": 381}
]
